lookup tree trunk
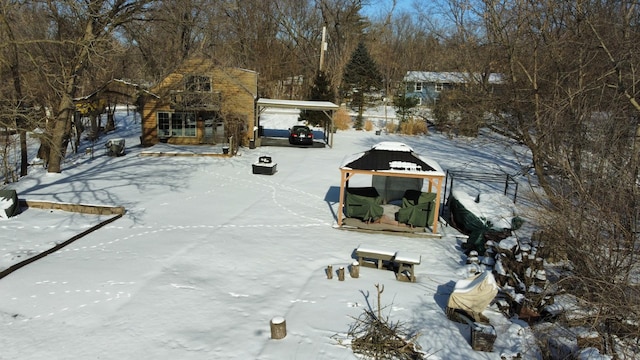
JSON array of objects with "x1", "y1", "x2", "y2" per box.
[
  {"x1": 19, "y1": 130, "x2": 27, "y2": 176},
  {"x1": 106, "y1": 107, "x2": 115, "y2": 132},
  {"x1": 47, "y1": 95, "x2": 75, "y2": 173},
  {"x1": 2, "y1": 11, "x2": 28, "y2": 177}
]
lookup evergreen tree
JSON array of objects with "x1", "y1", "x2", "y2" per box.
[
  {"x1": 341, "y1": 41, "x2": 382, "y2": 129},
  {"x1": 393, "y1": 85, "x2": 419, "y2": 124},
  {"x1": 302, "y1": 70, "x2": 336, "y2": 126}
]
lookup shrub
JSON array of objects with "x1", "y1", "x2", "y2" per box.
[
  {"x1": 385, "y1": 122, "x2": 396, "y2": 133},
  {"x1": 399, "y1": 117, "x2": 429, "y2": 135},
  {"x1": 333, "y1": 108, "x2": 352, "y2": 130},
  {"x1": 364, "y1": 120, "x2": 374, "y2": 131}
]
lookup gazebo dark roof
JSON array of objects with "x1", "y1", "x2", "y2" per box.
[
  {"x1": 343, "y1": 149, "x2": 435, "y2": 172},
  {"x1": 340, "y1": 142, "x2": 442, "y2": 174}
]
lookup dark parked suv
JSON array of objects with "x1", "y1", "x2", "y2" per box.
[{"x1": 289, "y1": 125, "x2": 314, "y2": 145}]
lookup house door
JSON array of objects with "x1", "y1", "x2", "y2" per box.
[
  {"x1": 214, "y1": 121, "x2": 225, "y2": 143},
  {"x1": 203, "y1": 117, "x2": 215, "y2": 144}
]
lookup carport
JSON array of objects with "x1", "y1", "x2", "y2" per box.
[{"x1": 255, "y1": 98, "x2": 340, "y2": 147}]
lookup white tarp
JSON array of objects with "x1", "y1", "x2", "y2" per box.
[{"x1": 447, "y1": 271, "x2": 498, "y2": 321}]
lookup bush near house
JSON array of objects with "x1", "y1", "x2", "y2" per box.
[
  {"x1": 333, "y1": 108, "x2": 352, "y2": 130},
  {"x1": 399, "y1": 118, "x2": 429, "y2": 135},
  {"x1": 364, "y1": 120, "x2": 374, "y2": 131}
]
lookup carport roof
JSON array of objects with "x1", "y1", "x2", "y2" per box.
[{"x1": 256, "y1": 98, "x2": 339, "y2": 111}]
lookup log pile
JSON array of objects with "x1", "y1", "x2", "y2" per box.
[{"x1": 480, "y1": 237, "x2": 554, "y2": 323}]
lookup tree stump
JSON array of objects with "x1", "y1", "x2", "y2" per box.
[
  {"x1": 270, "y1": 316, "x2": 287, "y2": 340},
  {"x1": 338, "y1": 266, "x2": 345, "y2": 281},
  {"x1": 350, "y1": 261, "x2": 360, "y2": 278},
  {"x1": 326, "y1": 265, "x2": 333, "y2": 279}
]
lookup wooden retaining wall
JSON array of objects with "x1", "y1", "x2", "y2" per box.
[{"x1": 19, "y1": 199, "x2": 125, "y2": 215}]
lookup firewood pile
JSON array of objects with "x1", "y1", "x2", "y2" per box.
[{"x1": 470, "y1": 236, "x2": 555, "y2": 323}]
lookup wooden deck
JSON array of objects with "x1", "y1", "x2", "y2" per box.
[{"x1": 341, "y1": 217, "x2": 442, "y2": 238}]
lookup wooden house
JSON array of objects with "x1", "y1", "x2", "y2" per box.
[
  {"x1": 139, "y1": 57, "x2": 258, "y2": 148},
  {"x1": 403, "y1": 71, "x2": 503, "y2": 107}
]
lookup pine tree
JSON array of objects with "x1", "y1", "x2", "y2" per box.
[
  {"x1": 302, "y1": 70, "x2": 336, "y2": 126},
  {"x1": 393, "y1": 85, "x2": 419, "y2": 124},
  {"x1": 342, "y1": 42, "x2": 382, "y2": 129}
]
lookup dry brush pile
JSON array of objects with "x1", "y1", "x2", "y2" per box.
[{"x1": 335, "y1": 284, "x2": 425, "y2": 360}]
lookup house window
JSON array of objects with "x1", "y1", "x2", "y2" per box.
[
  {"x1": 415, "y1": 82, "x2": 422, "y2": 92},
  {"x1": 158, "y1": 112, "x2": 170, "y2": 137},
  {"x1": 157, "y1": 111, "x2": 197, "y2": 137},
  {"x1": 171, "y1": 113, "x2": 183, "y2": 136},
  {"x1": 185, "y1": 75, "x2": 211, "y2": 92},
  {"x1": 435, "y1": 83, "x2": 444, "y2": 92},
  {"x1": 184, "y1": 113, "x2": 196, "y2": 136}
]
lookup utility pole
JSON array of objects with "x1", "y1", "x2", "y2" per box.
[{"x1": 319, "y1": 26, "x2": 327, "y2": 71}]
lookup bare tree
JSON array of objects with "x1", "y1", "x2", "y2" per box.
[
  {"x1": 468, "y1": 0, "x2": 640, "y2": 355},
  {"x1": 0, "y1": 1, "x2": 40, "y2": 178},
  {"x1": 16, "y1": 1, "x2": 152, "y2": 173}
]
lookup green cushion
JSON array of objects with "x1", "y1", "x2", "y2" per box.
[
  {"x1": 345, "y1": 187, "x2": 384, "y2": 222},
  {"x1": 396, "y1": 190, "x2": 436, "y2": 227}
]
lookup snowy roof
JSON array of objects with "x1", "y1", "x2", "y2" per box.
[
  {"x1": 340, "y1": 142, "x2": 444, "y2": 176},
  {"x1": 371, "y1": 141, "x2": 413, "y2": 152},
  {"x1": 404, "y1": 71, "x2": 504, "y2": 84},
  {"x1": 257, "y1": 98, "x2": 339, "y2": 111}
]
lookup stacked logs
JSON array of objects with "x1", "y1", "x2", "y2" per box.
[{"x1": 478, "y1": 237, "x2": 554, "y2": 323}]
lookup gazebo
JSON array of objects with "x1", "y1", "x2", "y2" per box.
[{"x1": 337, "y1": 142, "x2": 446, "y2": 234}]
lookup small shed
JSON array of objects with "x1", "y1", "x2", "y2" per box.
[{"x1": 338, "y1": 142, "x2": 446, "y2": 233}]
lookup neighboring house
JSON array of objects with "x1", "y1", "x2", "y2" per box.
[
  {"x1": 403, "y1": 71, "x2": 503, "y2": 106},
  {"x1": 139, "y1": 57, "x2": 258, "y2": 147}
]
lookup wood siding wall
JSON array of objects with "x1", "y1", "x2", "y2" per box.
[{"x1": 140, "y1": 59, "x2": 257, "y2": 147}]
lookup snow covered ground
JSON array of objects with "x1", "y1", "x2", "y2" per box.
[{"x1": 0, "y1": 106, "x2": 541, "y2": 359}]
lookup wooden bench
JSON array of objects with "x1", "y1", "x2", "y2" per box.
[
  {"x1": 355, "y1": 245, "x2": 421, "y2": 282},
  {"x1": 394, "y1": 252, "x2": 421, "y2": 282},
  {"x1": 355, "y1": 245, "x2": 396, "y2": 270}
]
